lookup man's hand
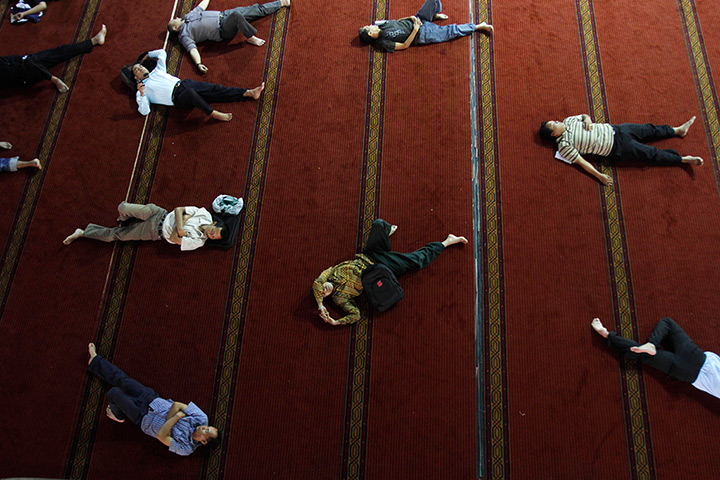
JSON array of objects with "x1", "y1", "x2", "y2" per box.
[
  {"x1": 137, "y1": 83, "x2": 145, "y2": 96},
  {"x1": 583, "y1": 117, "x2": 593, "y2": 131},
  {"x1": 319, "y1": 305, "x2": 339, "y2": 325},
  {"x1": 176, "y1": 225, "x2": 186, "y2": 237},
  {"x1": 413, "y1": 16, "x2": 422, "y2": 28},
  {"x1": 197, "y1": 63, "x2": 209, "y2": 74},
  {"x1": 600, "y1": 173, "x2": 613, "y2": 186},
  {"x1": 322, "y1": 282, "x2": 333, "y2": 297},
  {"x1": 11, "y1": 12, "x2": 25, "y2": 21}
]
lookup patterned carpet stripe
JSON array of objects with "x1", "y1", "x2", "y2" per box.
[
  {"x1": 202, "y1": 9, "x2": 291, "y2": 480},
  {"x1": 0, "y1": 0, "x2": 101, "y2": 323},
  {"x1": 62, "y1": 4, "x2": 192, "y2": 477},
  {"x1": 340, "y1": 1, "x2": 388, "y2": 478},
  {"x1": 574, "y1": 0, "x2": 655, "y2": 478},
  {"x1": 678, "y1": 0, "x2": 720, "y2": 186},
  {"x1": 471, "y1": 0, "x2": 508, "y2": 478}
]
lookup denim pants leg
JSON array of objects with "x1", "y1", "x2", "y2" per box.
[
  {"x1": 88, "y1": 356, "x2": 159, "y2": 425},
  {"x1": 415, "y1": 0, "x2": 441, "y2": 22},
  {"x1": 416, "y1": 22, "x2": 475, "y2": 44}
]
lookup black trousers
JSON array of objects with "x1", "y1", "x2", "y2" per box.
[
  {"x1": 0, "y1": 39, "x2": 93, "y2": 87},
  {"x1": 362, "y1": 219, "x2": 445, "y2": 277},
  {"x1": 172, "y1": 79, "x2": 248, "y2": 115},
  {"x1": 609, "y1": 123, "x2": 682, "y2": 165},
  {"x1": 607, "y1": 317, "x2": 706, "y2": 383}
]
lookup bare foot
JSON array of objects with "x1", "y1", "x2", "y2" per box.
[
  {"x1": 211, "y1": 110, "x2": 233, "y2": 122},
  {"x1": 674, "y1": 116, "x2": 696, "y2": 137},
  {"x1": 681, "y1": 156, "x2": 703, "y2": 166},
  {"x1": 88, "y1": 343, "x2": 97, "y2": 365},
  {"x1": 433, "y1": 13, "x2": 449, "y2": 20},
  {"x1": 630, "y1": 342, "x2": 657, "y2": 356},
  {"x1": 247, "y1": 36, "x2": 266, "y2": 46},
  {"x1": 281, "y1": 0, "x2": 291, "y2": 6},
  {"x1": 29, "y1": 158, "x2": 42, "y2": 170},
  {"x1": 475, "y1": 22, "x2": 493, "y2": 34},
  {"x1": 245, "y1": 82, "x2": 265, "y2": 100},
  {"x1": 0, "y1": 141, "x2": 11, "y2": 150},
  {"x1": 106, "y1": 405, "x2": 125, "y2": 423},
  {"x1": 591, "y1": 318, "x2": 609, "y2": 338},
  {"x1": 442, "y1": 234, "x2": 468, "y2": 247},
  {"x1": 51, "y1": 76, "x2": 69, "y2": 93},
  {"x1": 389, "y1": 225, "x2": 398, "y2": 236},
  {"x1": 63, "y1": 228, "x2": 84, "y2": 245},
  {"x1": 92, "y1": 24, "x2": 107, "y2": 46}
]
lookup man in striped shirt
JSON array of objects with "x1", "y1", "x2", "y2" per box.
[{"x1": 539, "y1": 115, "x2": 703, "y2": 186}]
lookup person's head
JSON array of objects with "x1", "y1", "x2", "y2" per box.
[
  {"x1": 168, "y1": 17, "x2": 183, "y2": 34},
  {"x1": 538, "y1": 120, "x2": 565, "y2": 142},
  {"x1": 193, "y1": 425, "x2": 220, "y2": 446},
  {"x1": 132, "y1": 64, "x2": 150, "y2": 83},
  {"x1": 358, "y1": 25, "x2": 380, "y2": 44},
  {"x1": 322, "y1": 282, "x2": 334, "y2": 297},
  {"x1": 204, "y1": 220, "x2": 227, "y2": 241}
]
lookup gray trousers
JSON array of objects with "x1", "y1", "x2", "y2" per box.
[
  {"x1": 84, "y1": 202, "x2": 167, "y2": 243},
  {"x1": 219, "y1": 1, "x2": 283, "y2": 40}
]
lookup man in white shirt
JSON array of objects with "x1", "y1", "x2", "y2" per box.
[
  {"x1": 592, "y1": 317, "x2": 720, "y2": 400},
  {"x1": 63, "y1": 202, "x2": 224, "y2": 251},
  {"x1": 133, "y1": 49, "x2": 264, "y2": 122}
]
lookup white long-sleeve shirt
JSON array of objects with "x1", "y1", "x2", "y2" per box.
[{"x1": 136, "y1": 49, "x2": 181, "y2": 116}]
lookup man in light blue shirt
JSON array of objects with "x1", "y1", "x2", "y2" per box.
[
  {"x1": 132, "y1": 49, "x2": 264, "y2": 121},
  {"x1": 86, "y1": 343, "x2": 219, "y2": 456}
]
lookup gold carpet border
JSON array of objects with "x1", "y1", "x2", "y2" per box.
[
  {"x1": 576, "y1": 1, "x2": 652, "y2": 478},
  {"x1": 343, "y1": 31, "x2": 388, "y2": 478},
  {"x1": 0, "y1": 2, "x2": 99, "y2": 319},
  {"x1": 204, "y1": 8, "x2": 289, "y2": 479},
  {"x1": 64, "y1": 7, "x2": 191, "y2": 479},
  {"x1": 679, "y1": 1, "x2": 720, "y2": 169},
  {"x1": 474, "y1": 0, "x2": 506, "y2": 476}
]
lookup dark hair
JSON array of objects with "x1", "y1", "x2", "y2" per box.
[
  {"x1": 358, "y1": 27, "x2": 374, "y2": 44},
  {"x1": 214, "y1": 218, "x2": 227, "y2": 239},
  {"x1": 538, "y1": 122, "x2": 555, "y2": 142},
  {"x1": 206, "y1": 429, "x2": 221, "y2": 449}
]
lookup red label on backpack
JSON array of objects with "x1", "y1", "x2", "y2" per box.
[{"x1": 376, "y1": 280, "x2": 383, "y2": 287}]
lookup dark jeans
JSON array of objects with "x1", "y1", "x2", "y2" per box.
[
  {"x1": 0, "y1": 39, "x2": 93, "y2": 87},
  {"x1": 219, "y1": 1, "x2": 283, "y2": 40},
  {"x1": 173, "y1": 79, "x2": 248, "y2": 115},
  {"x1": 609, "y1": 123, "x2": 682, "y2": 165},
  {"x1": 362, "y1": 219, "x2": 445, "y2": 277},
  {"x1": 88, "y1": 355, "x2": 159, "y2": 425},
  {"x1": 607, "y1": 317, "x2": 706, "y2": 383}
]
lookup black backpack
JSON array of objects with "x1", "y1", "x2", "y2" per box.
[{"x1": 361, "y1": 264, "x2": 404, "y2": 312}]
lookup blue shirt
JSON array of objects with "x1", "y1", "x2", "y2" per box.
[
  {"x1": 692, "y1": 351, "x2": 720, "y2": 400},
  {"x1": 140, "y1": 398, "x2": 209, "y2": 456}
]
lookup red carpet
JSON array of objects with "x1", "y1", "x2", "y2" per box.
[{"x1": 1, "y1": 0, "x2": 720, "y2": 479}]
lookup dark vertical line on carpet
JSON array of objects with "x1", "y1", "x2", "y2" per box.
[
  {"x1": 574, "y1": 1, "x2": 655, "y2": 479},
  {"x1": 677, "y1": 0, "x2": 720, "y2": 199},
  {"x1": 340, "y1": 1, "x2": 389, "y2": 478},
  {"x1": 0, "y1": 0, "x2": 102, "y2": 325},
  {"x1": 472, "y1": 0, "x2": 506, "y2": 478},
  {"x1": 62, "y1": 2, "x2": 191, "y2": 474},
  {"x1": 201, "y1": 8, "x2": 290, "y2": 480}
]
